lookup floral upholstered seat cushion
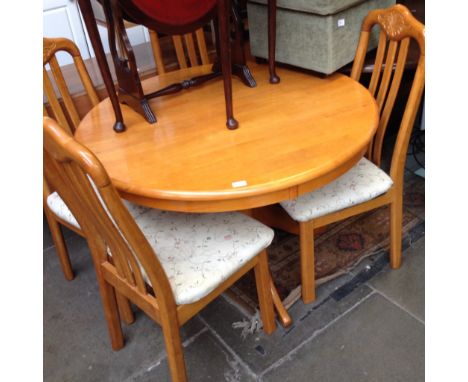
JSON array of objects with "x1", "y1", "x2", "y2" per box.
[
  {"x1": 46, "y1": 191, "x2": 150, "y2": 229},
  {"x1": 47, "y1": 192, "x2": 274, "y2": 306},
  {"x1": 280, "y1": 158, "x2": 393, "y2": 222},
  {"x1": 133, "y1": 210, "x2": 274, "y2": 305}
]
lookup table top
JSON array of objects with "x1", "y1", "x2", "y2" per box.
[{"x1": 76, "y1": 62, "x2": 379, "y2": 212}]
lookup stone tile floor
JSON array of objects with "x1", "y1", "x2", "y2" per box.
[{"x1": 44, "y1": 136, "x2": 425, "y2": 382}]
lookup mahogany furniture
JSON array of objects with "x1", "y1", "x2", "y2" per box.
[
  {"x1": 278, "y1": 4, "x2": 425, "y2": 303},
  {"x1": 75, "y1": 61, "x2": 379, "y2": 322},
  {"x1": 77, "y1": 0, "x2": 279, "y2": 131},
  {"x1": 44, "y1": 116, "x2": 277, "y2": 382}
]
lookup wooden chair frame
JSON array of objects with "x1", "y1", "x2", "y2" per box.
[
  {"x1": 254, "y1": 4, "x2": 425, "y2": 303},
  {"x1": 143, "y1": 28, "x2": 222, "y2": 100},
  {"x1": 43, "y1": 37, "x2": 100, "y2": 280},
  {"x1": 43, "y1": 37, "x2": 100, "y2": 134},
  {"x1": 43, "y1": 117, "x2": 276, "y2": 382},
  {"x1": 148, "y1": 28, "x2": 210, "y2": 74}
]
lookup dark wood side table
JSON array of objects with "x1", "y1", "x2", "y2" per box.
[{"x1": 77, "y1": 0, "x2": 280, "y2": 132}]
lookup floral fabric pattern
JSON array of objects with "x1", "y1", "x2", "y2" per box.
[
  {"x1": 47, "y1": 192, "x2": 274, "y2": 306},
  {"x1": 280, "y1": 158, "x2": 393, "y2": 222},
  {"x1": 46, "y1": 192, "x2": 149, "y2": 229},
  {"x1": 134, "y1": 210, "x2": 274, "y2": 305}
]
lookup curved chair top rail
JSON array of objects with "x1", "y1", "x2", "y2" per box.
[
  {"x1": 362, "y1": 4, "x2": 425, "y2": 53},
  {"x1": 43, "y1": 37, "x2": 99, "y2": 134},
  {"x1": 43, "y1": 37, "x2": 83, "y2": 66}
]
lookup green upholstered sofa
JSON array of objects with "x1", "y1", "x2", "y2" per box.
[{"x1": 247, "y1": 0, "x2": 395, "y2": 74}]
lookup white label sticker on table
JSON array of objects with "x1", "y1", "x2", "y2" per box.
[{"x1": 232, "y1": 180, "x2": 248, "y2": 188}]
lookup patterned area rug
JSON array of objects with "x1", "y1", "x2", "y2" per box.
[{"x1": 226, "y1": 173, "x2": 425, "y2": 314}]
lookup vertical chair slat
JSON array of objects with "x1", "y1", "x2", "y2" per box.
[
  {"x1": 195, "y1": 28, "x2": 210, "y2": 65},
  {"x1": 149, "y1": 30, "x2": 166, "y2": 74},
  {"x1": 49, "y1": 56, "x2": 81, "y2": 131},
  {"x1": 99, "y1": 185, "x2": 150, "y2": 294},
  {"x1": 350, "y1": 31, "x2": 370, "y2": 82},
  {"x1": 184, "y1": 33, "x2": 198, "y2": 67},
  {"x1": 43, "y1": 68, "x2": 73, "y2": 135},
  {"x1": 368, "y1": 31, "x2": 387, "y2": 96},
  {"x1": 172, "y1": 35, "x2": 187, "y2": 69},
  {"x1": 373, "y1": 38, "x2": 410, "y2": 165},
  {"x1": 74, "y1": 57, "x2": 100, "y2": 106},
  {"x1": 350, "y1": 29, "x2": 372, "y2": 158},
  {"x1": 376, "y1": 40, "x2": 398, "y2": 112},
  {"x1": 68, "y1": 163, "x2": 138, "y2": 287}
]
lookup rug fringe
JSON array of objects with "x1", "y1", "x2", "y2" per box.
[{"x1": 232, "y1": 310, "x2": 262, "y2": 339}]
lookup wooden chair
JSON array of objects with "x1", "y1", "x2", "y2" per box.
[
  {"x1": 43, "y1": 37, "x2": 146, "y2": 292},
  {"x1": 43, "y1": 116, "x2": 277, "y2": 381},
  {"x1": 43, "y1": 36, "x2": 100, "y2": 281},
  {"x1": 43, "y1": 37, "x2": 100, "y2": 134},
  {"x1": 278, "y1": 4, "x2": 425, "y2": 303},
  {"x1": 148, "y1": 28, "x2": 211, "y2": 74}
]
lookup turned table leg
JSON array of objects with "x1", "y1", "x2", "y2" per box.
[
  {"x1": 268, "y1": 0, "x2": 280, "y2": 84},
  {"x1": 77, "y1": 0, "x2": 126, "y2": 132},
  {"x1": 218, "y1": 0, "x2": 239, "y2": 130}
]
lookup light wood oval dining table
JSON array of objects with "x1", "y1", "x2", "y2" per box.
[{"x1": 75, "y1": 61, "x2": 379, "y2": 326}]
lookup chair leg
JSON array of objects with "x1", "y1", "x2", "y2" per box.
[
  {"x1": 96, "y1": 274, "x2": 125, "y2": 350},
  {"x1": 389, "y1": 194, "x2": 403, "y2": 269},
  {"x1": 254, "y1": 250, "x2": 276, "y2": 334},
  {"x1": 44, "y1": 209, "x2": 74, "y2": 281},
  {"x1": 299, "y1": 221, "x2": 316, "y2": 303},
  {"x1": 161, "y1": 319, "x2": 188, "y2": 382},
  {"x1": 88, "y1": 240, "x2": 124, "y2": 350},
  {"x1": 116, "y1": 292, "x2": 135, "y2": 325}
]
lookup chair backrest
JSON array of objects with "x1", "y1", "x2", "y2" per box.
[
  {"x1": 148, "y1": 28, "x2": 210, "y2": 74},
  {"x1": 43, "y1": 116, "x2": 178, "y2": 313},
  {"x1": 351, "y1": 4, "x2": 425, "y2": 187},
  {"x1": 43, "y1": 37, "x2": 100, "y2": 134}
]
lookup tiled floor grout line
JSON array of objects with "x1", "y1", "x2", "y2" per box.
[
  {"x1": 181, "y1": 325, "x2": 210, "y2": 348},
  {"x1": 198, "y1": 315, "x2": 260, "y2": 381},
  {"x1": 258, "y1": 291, "x2": 376, "y2": 380},
  {"x1": 123, "y1": 326, "x2": 209, "y2": 381},
  {"x1": 367, "y1": 284, "x2": 425, "y2": 325}
]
